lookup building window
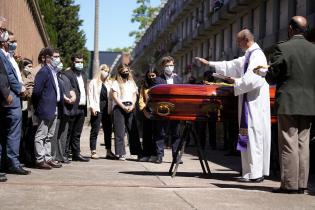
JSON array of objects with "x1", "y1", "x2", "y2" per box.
[
  {"x1": 241, "y1": 14, "x2": 249, "y2": 29},
  {"x1": 265, "y1": 0, "x2": 273, "y2": 36},
  {"x1": 213, "y1": 0, "x2": 224, "y2": 12},
  {"x1": 279, "y1": 0, "x2": 289, "y2": 29},
  {"x1": 296, "y1": 0, "x2": 307, "y2": 16},
  {"x1": 253, "y1": 6, "x2": 260, "y2": 39}
]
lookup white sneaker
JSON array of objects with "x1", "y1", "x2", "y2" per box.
[
  {"x1": 149, "y1": 156, "x2": 158, "y2": 162},
  {"x1": 118, "y1": 155, "x2": 126, "y2": 161},
  {"x1": 91, "y1": 150, "x2": 99, "y2": 159}
]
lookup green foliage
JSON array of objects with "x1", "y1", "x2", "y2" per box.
[
  {"x1": 106, "y1": 47, "x2": 132, "y2": 53},
  {"x1": 38, "y1": 0, "x2": 88, "y2": 67},
  {"x1": 129, "y1": 0, "x2": 160, "y2": 41}
]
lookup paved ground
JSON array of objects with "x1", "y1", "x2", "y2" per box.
[{"x1": 0, "y1": 125, "x2": 315, "y2": 210}]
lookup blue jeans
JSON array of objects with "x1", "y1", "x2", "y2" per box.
[{"x1": 0, "y1": 106, "x2": 22, "y2": 168}]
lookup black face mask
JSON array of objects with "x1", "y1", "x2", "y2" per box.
[{"x1": 120, "y1": 72, "x2": 129, "y2": 79}]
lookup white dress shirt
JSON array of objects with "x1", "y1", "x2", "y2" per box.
[{"x1": 77, "y1": 74, "x2": 86, "y2": 106}]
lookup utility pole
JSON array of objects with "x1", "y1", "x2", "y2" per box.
[{"x1": 92, "y1": 0, "x2": 100, "y2": 77}]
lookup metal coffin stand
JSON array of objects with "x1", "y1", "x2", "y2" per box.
[{"x1": 147, "y1": 84, "x2": 238, "y2": 177}]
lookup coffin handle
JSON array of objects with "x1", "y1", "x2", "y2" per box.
[{"x1": 156, "y1": 102, "x2": 175, "y2": 116}]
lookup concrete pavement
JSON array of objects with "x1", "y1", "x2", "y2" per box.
[{"x1": 0, "y1": 125, "x2": 314, "y2": 210}]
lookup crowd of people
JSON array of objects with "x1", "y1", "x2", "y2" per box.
[
  {"x1": 0, "y1": 14, "x2": 314, "y2": 195},
  {"x1": 0, "y1": 16, "x2": 190, "y2": 183}
]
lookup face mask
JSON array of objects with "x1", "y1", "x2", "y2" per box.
[
  {"x1": 164, "y1": 66, "x2": 174, "y2": 75},
  {"x1": 24, "y1": 66, "x2": 31, "y2": 72},
  {"x1": 101, "y1": 71, "x2": 109, "y2": 79},
  {"x1": 8, "y1": 42, "x2": 17, "y2": 53},
  {"x1": 120, "y1": 72, "x2": 129, "y2": 79},
  {"x1": 57, "y1": 62, "x2": 63, "y2": 72},
  {"x1": 75, "y1": 63, "x2": 83, "y2": 71},
  {"x1": 51, "y1": 57, "x2": 61, "y2": 68},
  {"x1": 0, "y1": 30, "x2": 9, "y2": 42}
]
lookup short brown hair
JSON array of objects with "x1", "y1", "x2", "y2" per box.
[{"x1": 159, "y1": 56, "x2": 174, "y2": 67}]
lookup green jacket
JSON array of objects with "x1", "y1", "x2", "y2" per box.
[{"x1": 266, "y1": 35, "x2": 315, "y2": 115}]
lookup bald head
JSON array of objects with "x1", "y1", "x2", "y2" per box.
[
  {"x1": 236, "y1": 29, "x2": 255, "y2": 51},
  {"x1": 289, "y1": 16, "x2": 308, "y2": 37},
  {"x1": 237, "y1": 29, "x2": 254, "y2": 42}
]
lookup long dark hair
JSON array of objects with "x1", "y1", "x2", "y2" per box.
[{"x1": 19, "y1": 58, "x2": 33, "y2": 70}]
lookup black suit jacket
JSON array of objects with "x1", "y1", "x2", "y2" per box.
[
  {"x1": 0, "y1": 58, "x2": 10, "y2": 105},
  {"x1": 64, "y1": 69, "x2": 87, "y2": 116},
  {"x1": 266, "y1": 35, "x2": 315, "y2": 115},
  {"x1": 154, "y1": 73, "x2": 183, "y2": 85}
]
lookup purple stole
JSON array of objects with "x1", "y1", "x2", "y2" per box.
[{"x1": 236, "y1": 48, "x2": 260, "y2": 152}]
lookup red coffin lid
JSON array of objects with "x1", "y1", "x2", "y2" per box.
[{"x1": 148, "y1": 84, "x2": 235, "y2": 97}]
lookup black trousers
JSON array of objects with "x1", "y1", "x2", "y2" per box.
[
  {"x1": 89, "y1": 112, "x2": 113, "y2": 151},
  {"x1": 195, "y1": 117, "x2": 216, "y2": 150},
  {"x1": 113, "y1": 106, "x2": 142, "y2": 156},
  {"x1": 67, "y1": 109, "x2": 85, "y2": 157},
  {"x1": 55, "y1": 116, "x2": 69, "y2": 161},
  {"x1": 142, "y1": 113, "x2": 156, "y2": 157},
  {"x1": 102, "y1": 112, "x2": 112, "y2": 150},
  {"x1": 152, "y1": 120, "x2": 181, "y2": 158}
]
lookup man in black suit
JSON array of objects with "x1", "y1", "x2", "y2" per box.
[
  {"x1": 152, "y1": 56, "x2": 183, "y2": 164},
  {"x1": 255, "y1": 16, "x2": 315, "y2": 194},
  {"x1": 64, "y1": 53, "x2": 89, "y2": 162},
  {"x1": 0, "y1": 58, "x2": 10, "y2": 182}
]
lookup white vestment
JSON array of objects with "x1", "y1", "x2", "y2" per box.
[{"x1": 210, "y1": 43, "x2": 271, "y2": 179}]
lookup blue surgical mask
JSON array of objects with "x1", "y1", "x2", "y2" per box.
[
  {"x1": 75, "y1": 63, "x2": 83, "y2": 71},
  {"x1": 57, "y1": 62, "x2": 63, "y2": 72},
  {"x1": 51, "y1": 57, "x2": 61, "y2": 68},
  {"x1": 8, "y1": 42, "x2": 17, "y2": 53}
]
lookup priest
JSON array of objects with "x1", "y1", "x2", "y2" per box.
[{"x1": 196, "y1": 29, "x2": 271, "y2": 182}]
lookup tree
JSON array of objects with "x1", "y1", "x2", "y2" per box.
[
  {"x1": 38, "y1": 0, "x2": 89, "y2": 67},
  {"x1": 129, "y1": 0, "x2": 160, "y2": 41},
  {"x1": 106, "y1": 47, "x2": 132, "y2": 53}
]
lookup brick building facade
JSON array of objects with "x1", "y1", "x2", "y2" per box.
[
  {"x1": 0, "y1": 0, "x2": 49, "y2": 65},
  {"x1": 132, "y1": 0, "x2": 315, "y2": 82}
]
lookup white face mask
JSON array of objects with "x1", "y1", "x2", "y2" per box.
[
  {"x1": 57, "y1": 62, "x2": 63, "y2": 71},
  {"x1": 24, "y1": 66, "x2": 32, "y2": 72},
  {"x1": 164, "y1": 66, "x2": 174, "y2": 75},
  {"x1": 51, "y1": 57, "x2": 61, "y2": 68},
  {"x1": 101, "y1": 71, "x2": 109, "y2": 79},
  {"x1": 75, "y1": 63, "x2": 83, "y2": 71},
  {"x1": 0, "y1": 30, "x2": 9, "y2": 42}
]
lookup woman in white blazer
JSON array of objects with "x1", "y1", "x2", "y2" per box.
[{"x1": 88, "y1": 64, "x2": 116, "y2": 159}]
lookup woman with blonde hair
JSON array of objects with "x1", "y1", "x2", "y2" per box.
[
  {"x1": 88, "y1": 64, "x2": 116, "y2": 159},
  {"x1": 111, "y1": 64, "x2": 143, "y2": 160}
]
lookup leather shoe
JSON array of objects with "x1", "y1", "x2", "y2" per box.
[
  {"x1": 46, "y1": 160, "x2": 62, "y2": 168},
  {"x1": 272, "y1": 188, "x2": 299, "y2": 194},
  {"x1": 72, "y1": 154, "x2": 90, "y2": 162},
  {"x1": 7, "y1": 166, "x2": 31, "y2": 175},
  {"x1": 155, "y1": 157, "x2": 163, "y2": 164},
  {"x1": 0, "y1": 173, "x2": 7, "y2": 182},
  {"x1": 250, "y1": 177, "x2": 264, "y2": 183},
  {"x1": 36, "y1": 161, "x2": 52, "y2": 170},
  {"x1": 298, "y1": 188, "x2": 307, "y2": 194},
  {"x1": 62, "y1": 158, "x2": 71, "y2": 164}
]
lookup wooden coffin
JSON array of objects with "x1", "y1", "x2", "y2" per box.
[{"x1": 147, "y1": 84, "x2": 276, "y2": 123}]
